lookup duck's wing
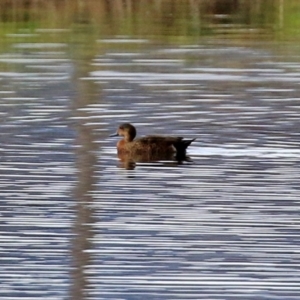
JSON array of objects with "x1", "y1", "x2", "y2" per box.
[
  {"x1": 145, "y1": 135, "x2": 195, "y2": 151},
  {"x1": 135, "y1": 135, "x2": 183, "y2": 149},
  {"x1": 138, "y1": 135, "x2": 183, "y2": 144}
]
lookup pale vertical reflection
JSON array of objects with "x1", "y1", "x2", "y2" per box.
[
  {"x1": 279, "y1": 0, "x2": 284, "y2": 29},
  {"x1": 71, "y1": 125, "x2": 96, "y2": 300},
  {"x1": 70, "y1": 5, "x2": 100, "y2": 298}
]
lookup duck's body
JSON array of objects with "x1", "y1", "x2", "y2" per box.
[{"x1": 110, "y1": 123, "x2": 195, "y2": 156}]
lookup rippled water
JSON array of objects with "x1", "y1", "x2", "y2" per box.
[{"x1": 1, "y1": 35, "x2": 300, "y2": 299}]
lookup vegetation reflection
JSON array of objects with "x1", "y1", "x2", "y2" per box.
[{"x1": 1, "y1": 0, "x2": 300, "y2": 44}]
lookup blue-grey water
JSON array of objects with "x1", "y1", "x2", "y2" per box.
[{"x1": 1, "y1": 16, "x2": 300, "y2": 300}]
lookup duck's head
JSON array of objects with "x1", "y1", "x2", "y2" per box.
[{"x1": 110, "y1": 123, "x2": 136, "y2": 142}]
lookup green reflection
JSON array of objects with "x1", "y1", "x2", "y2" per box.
[{"x1": 0, "y1": 0, "x2": 300, "y2": 44}]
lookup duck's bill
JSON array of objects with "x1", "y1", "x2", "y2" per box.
[{"x1": 109, "y1": 132, "x2": 119, "y2": 137}]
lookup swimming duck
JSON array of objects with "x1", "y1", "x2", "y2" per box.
[{"x1": 110, "y1": 123, "x2": 195, "y2": 156}]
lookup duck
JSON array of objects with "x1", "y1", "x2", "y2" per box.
[{"x1": 110, "y1": 123, "x2": 195, "y2": 157}]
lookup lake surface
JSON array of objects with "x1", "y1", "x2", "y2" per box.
[{"x1": 1, "y1": 1, "x2": 300, "y2": 299}]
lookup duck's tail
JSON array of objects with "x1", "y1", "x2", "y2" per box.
[{"x1": 173, "y1": 138, "x2": 195, "y2": 154}]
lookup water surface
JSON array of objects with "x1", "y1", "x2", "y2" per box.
[{"x1": 1, "y1": 1, "x2": 300, "y2": 299}]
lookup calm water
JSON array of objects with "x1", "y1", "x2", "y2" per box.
[{"x1": 1, "y1": 1, "x2": 300, "y2": 299}]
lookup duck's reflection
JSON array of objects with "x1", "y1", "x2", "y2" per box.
[{"x1": 117, "y1": 151, "x2": 193, "y2": 169}]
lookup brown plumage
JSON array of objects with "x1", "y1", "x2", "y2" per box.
[{"x1": 110, "y1": 123, "x2": 195, "y2": 156}]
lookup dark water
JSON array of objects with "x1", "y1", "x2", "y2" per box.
[{"x1": 1, "y1": 2, "x2": 300, "y2": 300}]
